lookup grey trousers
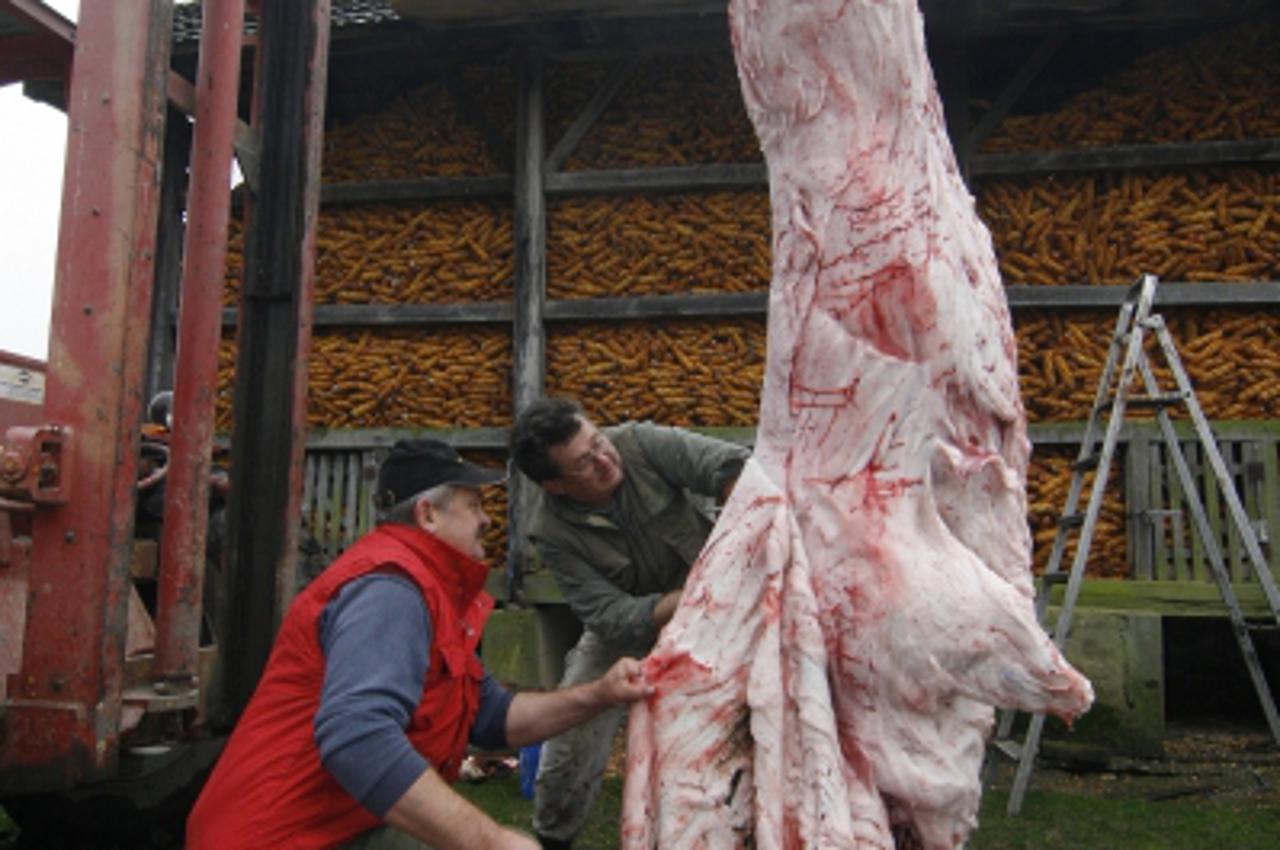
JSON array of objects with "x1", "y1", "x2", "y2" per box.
[{"x1": 531, "y1": 629, "x2": 634, "y2": 841}]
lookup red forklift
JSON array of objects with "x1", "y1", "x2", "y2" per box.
[{"x1": 0, "y1": 1, "x2": 332, "y2": 842}]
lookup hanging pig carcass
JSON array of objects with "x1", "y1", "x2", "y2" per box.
[{"x1": 620, "y1": 1, "x2": 1094, "y2": 847}]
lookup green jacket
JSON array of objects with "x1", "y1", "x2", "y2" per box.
[{"x1": 528, "y1": 422, "x2": 750, "y2": 650}]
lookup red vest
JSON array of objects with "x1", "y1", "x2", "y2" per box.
[{"x1": 186, "y1": 524, "x2": 494, "y2": 850}]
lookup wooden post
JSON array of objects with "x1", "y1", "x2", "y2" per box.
[
  {"x1": 223, "y1": 0, "x2": 330, "y2": 718},
  {"x1": 508, "y1": 50, "x2": 547, "y2": 598}
]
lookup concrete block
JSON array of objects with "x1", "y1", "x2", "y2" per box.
[{"x1": 1042, "y1": 609, "x2": 1165, "y2": 759}]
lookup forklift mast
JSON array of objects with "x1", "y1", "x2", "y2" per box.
[{"x1": 0, "y1": 0, "x2": 331, "y2": 795}]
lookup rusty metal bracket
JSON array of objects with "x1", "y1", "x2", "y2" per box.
[{"x1": 0, "y1": 425, "x2": 73, "y2": 505}]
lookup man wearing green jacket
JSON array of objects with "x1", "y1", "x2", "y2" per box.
[{"x1": 509, "y1": 397, "x2": 750, "y2": 850}]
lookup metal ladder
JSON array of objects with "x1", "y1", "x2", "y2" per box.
[{"x1": 992, "y1": 273, "x2": 1280, "y2": 815}]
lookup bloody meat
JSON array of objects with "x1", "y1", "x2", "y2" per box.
[{"x1": 620, "y1": 2, "x2": 1093, "y2": 848}]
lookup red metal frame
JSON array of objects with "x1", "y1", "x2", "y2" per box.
[
  {"x1": 280, "y1": 0, "x2": 331, "y2": 617},
  {"x1": 0, "y1": 0, "x2": 331, "y2": 794},
  {"x1": 0, "y1": 1, "x2": 74, "y2": 86},
  {"x1": 153, "y1": 0, "x2": 246, "y2": 687},
  {"x1": 0, "y1": 0, "x2": 174, "y2": 793}
]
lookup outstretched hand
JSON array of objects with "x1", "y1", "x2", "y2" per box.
[{"x1": 598, "y1": 657, "x2": 655, "y2": 706}]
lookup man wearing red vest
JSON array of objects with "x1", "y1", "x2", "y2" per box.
[{"x1": 187, "y1": 438, "x2": 652, "y2": 850}]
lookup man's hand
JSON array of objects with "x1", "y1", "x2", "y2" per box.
[
  {"x1": 493, "y1": 828, "x2": 540, "y2": 849},
  {"x1": 506, "y1": 658, "x2": 653, "y2": 748},
  {"x1": 653, "y1": 588, "x2": 682, "y2": 628},
  {"x1": 595, "y1": 657, "x2": 655, "y2": 706}
]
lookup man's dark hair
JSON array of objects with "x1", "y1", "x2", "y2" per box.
[{"x1": 510, "y1": 397, "x2": 585, "y2": 483}]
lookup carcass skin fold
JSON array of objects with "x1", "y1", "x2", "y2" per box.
[{"x1": 621, "y1": 1, "x2": 1093, "y2": 848}]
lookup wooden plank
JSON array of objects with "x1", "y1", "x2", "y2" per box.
[
  {"x1": 1006, "y1": 282, "x2": 1280, "y2": 308},
  {"x1": 319, "y1": 175, "x2": 511, "y2": 205},
  {"x1": 360, "y1": 450, "x2": 377, "y2": 537},
  {"x1": 343, "y1": 452, "x2": 360, "y2": 552},
  {"x1": 1126, "y1": 437, "x2": 1153, "y2": 580},
  {"x1": 318, "y1": 303, "x2": 513, "y2": 326},
  {"x1": 1202, "y1": 438, "x2": 1229, "y2": 583},
  {"x1": 331, "y1": 455, "x2": 348, "y2": 559},
  {"x1": 302, "y1": 453, "x2": 318, "y2": 542},
  {"x1": 1213, "y1": 440, "x2": 1244, "y2": 581},
  {"x1": 299, "y1": 422, "x2": 1274, "y2": 454},
  {"x1": 306, "y1": 427, "x2": 512, "y2": 452},
  {"x1": 545, "y1": 59, "x2": 636, "y2": 173},
  {"x1": 972, "y1": 138, "x2": 1280, "y2": 177},
  {"x1": 316, "y1": 454, "x2": 332, "y2": 560},
  {"x1": 545, "y1": 163, "x2": 766, "y2": 195},
  {"x1": 222, "y1": 283, "x2": 1280, "y2": 329},
  {"x1": 545, "y1": 292, "x2": 767, "y2": 321},
  {"x1": 512, "y1": 50, "x2": 548, "y2": 414},
  {"x1": 1045, "y1": 578, "x2": 1278, "y2": 619},
  {"x1": 1263, "y1": 436, "x2": 1280, "y2": 586},
  {"x1": 1240, "y1": 440, "x2": 1264, "y2": 584},
  {"x1": 1184, "y1": 442, "x2": 1208, "y2": 581},
  {"x1": 1027, "y1": 419, "x2": 1280, "y2": 448},
  {"x1": 1166, "y1": 440, "x2": 1190, "y2": 582},
  {"x1": 1222, "y1": 441, "x2": 1245, "y2": 582},
  {"x1": 510, "y1": 51, "x2": 549, "y2": 595}
]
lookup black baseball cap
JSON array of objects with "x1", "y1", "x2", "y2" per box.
[{"x1": 375, "y1": 438, "x2": 507, "y2": 508}]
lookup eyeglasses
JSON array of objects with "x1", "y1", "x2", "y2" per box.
[{"x1": 565, "y1": 432, "x2": 610, "y2": 477}]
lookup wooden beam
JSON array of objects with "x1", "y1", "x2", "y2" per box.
[
  {"x1": 545, "y1": 58, "x2": 636, "y2": 173},
  {"x1": 1027, "y1": 419, "x2": 1280, "y2": 446},
  {"x1": 319, "y1": 175, "x2": 511, "y2": 205},
  {"x1": 305, "y1": 427, "x2": 510, "y2": 451},
  {"x1": 166, "y1": 70, "x2": 260, "y2": 189},
  {"x1": 222, "y1": 281, "x2": 1277, "y2": 328},
  {"x1": 967, "y1": 32, "x2": 1066, "y2": 153},
  {"x1": 320, "y1": 302, "x2": 511, "y2": 326},
  {"x1": 972, "y1": 138, "x2": 1280, "y2": 177},
  {"x1": 313, "y1": 136, "x2": 1279, "y2": 206},
  {"x1": 222, "y1": 0, "x2": 330, "y2": 717},
  {"x1": 1007, "y1": 281, "x2": 1280, "y2": 308},
  {"x1": 509, "y1": 51, "x2": 549, "y2": 595},
  {"x1": 545, "y1": 292, "x2": 766, "y2": 320},
  {"x1": 1044, "y1": 579, "x2": 1279, "y2": 619},
  {"x1": 546, "y1": 162, "x2": 766, "y2": 195}
]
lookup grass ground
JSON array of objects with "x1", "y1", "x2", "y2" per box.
[{"x1": 456, "y1": 723, "x2": 1280, "y2": 849}]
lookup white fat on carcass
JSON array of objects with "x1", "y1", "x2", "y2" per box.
[{"x1": 621, "y1": 1, "x2": 1093, "y2": 848}]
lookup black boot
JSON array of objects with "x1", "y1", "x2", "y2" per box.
[{"x1": 537, "y1": 835, "x2": 573, "y2": 850}]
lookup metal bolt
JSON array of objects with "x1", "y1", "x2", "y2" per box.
[
  {"x1": 50, "y1": 675, "x2": 67, "y2": 693},
  {"x1": 0, "y1": 451, "x2": 25, "y2": 482},
  {"x1": 83, "y1": 305, "x2": 94, "y2": 315},
  {"x1": 64, "y1": 530, "x2": 76, "y2": 543}
]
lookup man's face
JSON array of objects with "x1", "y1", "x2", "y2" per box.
[
  {"x1": 545, "y1": 416, "x2": 624, "y2": 507},
  {"x1": 420, "y1": 486, "x2": 491, "y2": 560}
]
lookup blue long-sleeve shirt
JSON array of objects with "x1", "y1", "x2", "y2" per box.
[{"x1": 313, "y1": 572, "x2": 513, "y2": 817}]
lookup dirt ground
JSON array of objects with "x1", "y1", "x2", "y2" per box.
[
  {"x1": 989, "y1": 721, "x2": 1280, "y2": 805},
  {"x1": 607, "y1": 719, "x2": 1280, "y2": 809}
]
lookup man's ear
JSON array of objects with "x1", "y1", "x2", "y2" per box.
[{"x1": 412, "y1": 496, "x2": 435, "y2": 530}]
